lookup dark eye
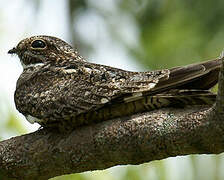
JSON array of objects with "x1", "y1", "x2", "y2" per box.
[{"x1": 31, "y1": 40, "x2": 46, "y2": 49}]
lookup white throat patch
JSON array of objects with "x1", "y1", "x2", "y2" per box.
[{"x1": 21, "y1": 62, "x2": 45, "y2": 69}]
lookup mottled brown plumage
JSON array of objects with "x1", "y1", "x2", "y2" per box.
[{"x1": 8, "y1": 35, "x2": 221, "y2": 131}]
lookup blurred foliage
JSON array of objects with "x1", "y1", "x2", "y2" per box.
[
  {"x1": 6, "y1": 113, "x2": 27, "y2": 134},
  {"x1": 68, "y1": 0, "x2": 224, "y2": 69},
  {"x1": 0, "y1": 101, "x2": 27, "y2": 140},
  {"x1": 120, "y1": 0, "x2": 224, "y2": 69}
]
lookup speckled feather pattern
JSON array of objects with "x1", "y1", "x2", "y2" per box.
[
  {"x1": 9, "y1": 35, "x2": 221, "y2": 131},
  {"x1": 15, "y1": 55, "x2": 169, "y2": 124}
]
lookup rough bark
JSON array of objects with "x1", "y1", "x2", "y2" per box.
[{"x1": 1, "y1": 58, "x2": 224, "y2": 180}]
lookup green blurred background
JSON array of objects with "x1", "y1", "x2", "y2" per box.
[{"x1": 1, "y1": 0, "x2": 224, "y2": 179}]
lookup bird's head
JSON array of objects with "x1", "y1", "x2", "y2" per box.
[{"x1": 8, "y1": 35, "x2": 83, "y2": 69}]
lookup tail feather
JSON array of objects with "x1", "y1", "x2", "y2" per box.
[{"x1": 149, "y1": 58, "x2": 222, "y2": 94}]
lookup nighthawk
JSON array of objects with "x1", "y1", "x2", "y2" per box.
[{"x1": 8, "y1": 35, "x2": 221, "y2": 131}]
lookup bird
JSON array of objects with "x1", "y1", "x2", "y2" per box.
[{"x1": 8, "y1": 35, "x2": 222, "y2": 131}]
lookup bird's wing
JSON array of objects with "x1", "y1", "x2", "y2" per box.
[
  {"x1": 61, "y1": 57, "x2": 221, "y2": 107},
  {"x1": 108, "y1": 58, "x2": 221, "y2": 104},
  {"x1": 74, "y1": 89, "x2": 216, "y2": 126}
]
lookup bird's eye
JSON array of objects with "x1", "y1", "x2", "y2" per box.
[{"x1": 31, "y1": 40, "x2": 46, "y2": 49}]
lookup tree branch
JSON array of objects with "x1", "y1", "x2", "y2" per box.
[{"x1": 1, "y1": 58, "x2": 224, "y2": 180}]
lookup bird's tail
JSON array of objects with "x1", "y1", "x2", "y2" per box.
[{"x1": 149, "y1": 58, "x2": 222, "y2": 95}]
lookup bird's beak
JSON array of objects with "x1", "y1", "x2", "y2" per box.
[{"x1": 8, "y1": 47, "x2": 17, "y2": 54}]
